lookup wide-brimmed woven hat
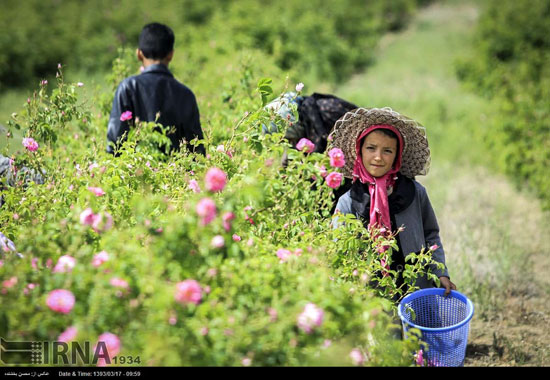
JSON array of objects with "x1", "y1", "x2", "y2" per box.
[{"x1": 327, "y1": 107, "x2": 431, "y2": 179}]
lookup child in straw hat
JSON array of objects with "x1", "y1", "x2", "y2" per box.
[{"x1": 329, "y1": 107, "x2": 456, "y2": 296}]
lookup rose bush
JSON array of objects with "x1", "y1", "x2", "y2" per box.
[{"x1": 0, "y1": 63, "x2": 437, "y2": 366}]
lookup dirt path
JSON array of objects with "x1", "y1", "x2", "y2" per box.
[{"x1": 336, "y1": 0, "x2": 550, "y2": 366}]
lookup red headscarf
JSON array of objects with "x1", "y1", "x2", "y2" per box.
[{"x1": 352, "y1": 125, "x2": 404, "y2": 233}]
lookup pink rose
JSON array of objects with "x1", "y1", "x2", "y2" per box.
[
  {"x1": 52, "y1": 255, "x2": 76, "y2": 274},
  {"x1": 429, "y1": 244, "x2": 439, "y2": 251},
  {"x1": 415, "y1": 349, "x2": 424, "y2": 366},
  {"x1": 22, "y1": 137, "x2": 39, "y2": 152},
  {"x1": 276, "y1": 248, "x2": 292, "y2": 263},
  {"x1": 46, "y1": 289, "x2": 75, "y2": 314},
  {"x1": 297, "y1": 303, "x2": 324, "y2": 334},
  {"x1": 58, "y1": 326, "x2": 78, "y2": 343},
  {"x1": 222, "y1": 212, "x2": 235, "y2": 231},
  {"x1": 92, "y1": 251, "x2": 110, "y2": 267},
  {"x1": 296, "y1": 138, "x2": 315, "y2": 153},
  {"x1": 91, "y1": 211, "x2": 113, "y2": 233},
  {"x1": 232, "y1": 234, "x2": 241, "y2": 242},
  {"x1": 205, "y1": 167, "x2": 227, "y2": 192},
  {"x1": 95, "y1": 332, "x2": 121, "y2": 366},
  {"x1": 175, "y1": 279, "x2": 202, "y2": 306},
  {"x1": 196, "y1": 198, "x2": 217, "y2": 225},
  {"x1": 210, "y1": 235, "x2": 225, "y2": 248},
  {"x1": 120, "y1": 111, "x2": 132, "y2": 122},
  {"x1": 295, "y1": 82, "x2": 305, "y2": 92},
  {"x1": 2, "y1": 276, "x2": 17, "y2": 289},
  {"x1": 328, "y1": 148, "x2": 345, "y2": 168},
  {"x1": 325, "y1": 172, "x2": 343, "y2": 189},
  {"x1": 350, "y1": 348, "x2": 365, "y2": 366},
  {"x1": 109, "y1": 277, "x2": 129, "y2": 289},
  {"x1": 87, "y1": 187, "x2": 105, "y2": 197},
  {"x1": 80, "y1": 208, "x2": 95, "y2": 226},
  {"x1": 188, "y1": 179, "x2": 201, "y2": 193}
]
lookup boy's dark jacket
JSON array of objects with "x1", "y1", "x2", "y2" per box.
[{"x1": 107, "y1": 64, "x2": 204, "y2": 155}]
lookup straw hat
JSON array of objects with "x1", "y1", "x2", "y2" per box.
[{"x1": 327, "y1": 107, "x2": 431, "y2": 179}]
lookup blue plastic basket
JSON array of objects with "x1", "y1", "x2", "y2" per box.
[{"x1": 398, "y1": 288, "x2": 474, "y2": 367}]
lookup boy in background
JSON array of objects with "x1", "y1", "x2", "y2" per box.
[{"x1": 107, "y1": 23, "x2": 204, "y2": 156}]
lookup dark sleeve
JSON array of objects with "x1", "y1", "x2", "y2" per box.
[
  {"x1": 107, "y1": 81, "x2": 133, "y2": 155},
  {"x1": 419, "y1": 187, "x2": 449, "y2": 278}
]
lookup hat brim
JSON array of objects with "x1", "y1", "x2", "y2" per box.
[{"x1": 327, "y1": 107, "x2": 431, "y2": 179}]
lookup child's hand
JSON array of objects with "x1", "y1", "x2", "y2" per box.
[{"x1": 439, "y1": 276, "x2": 456, "y2": 296}]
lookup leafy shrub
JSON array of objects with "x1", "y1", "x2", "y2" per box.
[
  {"x1": 0, "y1": 0, "x2": 424, "y2": 91},
  {"x1": 0, "y1": 61, "x2": 440, "y2": 366},
  {"x1": 455, "y1": 0, "x2": 550, "y2": 209}
]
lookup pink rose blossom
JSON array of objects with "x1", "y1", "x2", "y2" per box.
[
  {"x1": 188, "y1": 179, "x2": 201, "y2": 193},
  {"x1": 205, "y1": 167, "x2": 227, "y2": 192},
  {"x1": 196, "y1": 198, "x2": 217, "y2": 225},
  {"x1": 91, "y1": 211, "x2": 113, "y2": 233},
  {"x1": 268, "y1": 307, "x2": 278, "y2": 322},
  {"x1": 295, "y1": 82, "x2": 305, "y2": 92},
  {"x1": 46, "y1": 289, "x2": 75, "y2": 314},
  {"x1": 120, "y1": 111, "x2": 133, "y2": 122},
  {"x1": 350, "y1": 348, "x2": 365, "y2": 366},
  {"x1": 325, "y1": 172, "x2": 343, "y2": 189},
  {"x1": 415, "y1": 349, "x2": 424, "y2": 366},
  {"x1": 87, "y1": 186, "x2": 105, "y2": 197},
  {"x1": 80, "y1": 208, "x2": 95, "y2": 226},
  {"x1": 296, "y1": 138, "x2": 315, "y2": 153},
  {"x1": 222, "y1": 212, "x2": 235, "y2": 231},
  {"x1": 429, "y1": 244, "x2": 439, "y2": 251},
  {"x1": 276, "y1": 248, "x2": 292, "y2": 263},
  {"x1": 211, "y1": 235, "x2": 225, "y2": 248},
  {"x1": 94, "y1": 332, "x2": 121, "y2": 365},
  {"x1": 175, "y1": 279, "x2": 202, "y2": 306},
  {"x1": 92, "y1": 251, "x2": 110, "y2": 267},
  {"x1": 52, "y1": 255, "x2": 76, "y2": 273},
  {"x1": 58, "y1": 326, "x2": 78, "y2": 343},
  {"x1": 109, "y1": 277, "x2": 129, "y2": 289},
  {"x1": 328, "y1": 148, "x2": 345, "y2": 168},
  {"x1": 297, "y1": 303, "x2": 324, "y2": 334},
  {"x1": 22, "y1": 137, "x2": 39, "y2": 152},
  {"x1": 2, "y1": 276, "x2": 17, "y2": 289},
  {"x1": 232, "y1": 234, "x2": 241, "y2": 242}
]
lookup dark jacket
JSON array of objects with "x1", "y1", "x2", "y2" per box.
[
  {"x1": 107, "y1": 64, "x2": 204, "y2": 155},
  {"x1": 333, "y1": 175, "x2": 449, "y2": 289}
]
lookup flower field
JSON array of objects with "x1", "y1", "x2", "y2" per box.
[{"x1": 0, "y1": 57, "x2": 443, "y2": 366}]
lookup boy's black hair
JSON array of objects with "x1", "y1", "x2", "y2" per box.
[{"x1": 139, "y1": 23, "x2": 175, "y2": 60}]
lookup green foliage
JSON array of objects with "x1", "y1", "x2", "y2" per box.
[
  {"x1": 0, "y1": 0, "x2": 424, "y2": 91},
  {"x1": 0, "y1": 0, "x2": 438, "y2": 366},
  {"x1": 0, "y1": 61, "x2": 442, "y2": 366},
  {"x1": 456, "y1": 0, "x2": 550, "y2": 209}
]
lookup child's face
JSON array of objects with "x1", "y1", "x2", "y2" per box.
[{"x1": 361, "y1": 130, "x2": 398, "y2": 178}]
